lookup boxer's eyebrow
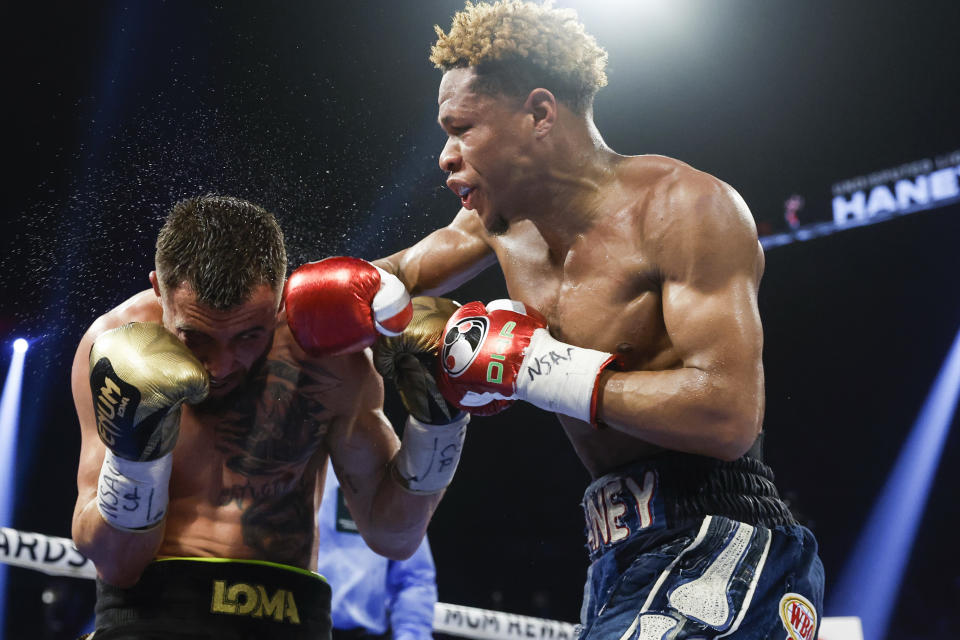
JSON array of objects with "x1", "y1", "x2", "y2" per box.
[
  {"x1": 439, "y1": 114, "x2": 464, "y2": 128},
  {"x1": 177, "y1": 324, "x2": 267, "y2": 339},
  {"x1": 234, "y1": 326, "x2": 267, "y2": 339},
  {"x1": 238, "y1": 325, "x2": 266, "y2": 333},
  {"x1": 176, "y1": 324, "x2": 202, "y2": 333},
  {"x1": 176, "y1": 325, "x2": 209, "y2": 339}
]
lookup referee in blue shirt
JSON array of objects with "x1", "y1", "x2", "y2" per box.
[{"x1": 317, "y1": 465, "x2": 439, "y2": 640}]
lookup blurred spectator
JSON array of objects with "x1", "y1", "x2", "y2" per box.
[
  {"x1": 784, "y1": 194, "x2": 805, "y2": 229},
  {"x1": 317, "y1": 465, "x2": 438, "y2": 640}
]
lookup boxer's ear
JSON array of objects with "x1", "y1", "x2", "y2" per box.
[
  {"x1": 524, "y1": 88, "x2": 557, "y2": 138},
  {"x1": 277, "y1": 283, "x2": 286, "y2": 317},
  {"x1": 149, "y1": 271, "x2": 162, "y2": 299}
]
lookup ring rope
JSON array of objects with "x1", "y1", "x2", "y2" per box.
[
  {"x1": 0, "y1": 527, "x2": 862, "y2": 640},
  {"x1": 0, "y1": 526, "x2": 95, "y2": 579},
  {"x1": 433, "y1": 603, "x2": 578, "y2": 640},
  {"x1": 0, "y1": 526, "x2": 579, "y2": 638}
]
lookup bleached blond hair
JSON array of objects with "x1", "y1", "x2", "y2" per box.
[{"x1": 430, "y1": 1, "x2": 608, "y2": 113}]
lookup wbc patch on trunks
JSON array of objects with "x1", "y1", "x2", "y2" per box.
[{"x1": 779, "y1": 593, "x2": 818, "y2": 640}]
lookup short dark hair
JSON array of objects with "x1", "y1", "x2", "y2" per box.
[{"x1": 155, "y1": 194, "x2": 287, "y2": 310}]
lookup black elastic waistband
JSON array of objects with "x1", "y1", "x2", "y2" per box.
[
  {"x1": 582, "y1": 452, "x2": 796, "y2": 561},
  {"x1": 653, "y1": 452, "x2": 797, "y2": 529},
  {"x1": 95, "y1": 558, "x2": 331, "y2": 640}
]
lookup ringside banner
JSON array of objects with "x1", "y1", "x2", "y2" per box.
[{"x1": 762, "y1": 149, "x2": 960, "y2": 249}]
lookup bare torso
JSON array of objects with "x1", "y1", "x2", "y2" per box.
[
  {"x1": 118, "y1": 295, "x2": 341, "y2": 569},
  {"x1": 487, "y1": 156, "x2": 716, "y2": 476}
]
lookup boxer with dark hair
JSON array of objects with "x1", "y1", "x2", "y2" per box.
[
  {"x1": 318, "y1": 2, "x2": 825, "y2": 638},
  {"x1": 71, "y1": 194, "x2": 467, "y2": 639}
]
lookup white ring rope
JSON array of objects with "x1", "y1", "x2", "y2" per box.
[
  {"x1": 0, "y1": 527, "x2": 861, "y2": 640},
  {"x1": 433, "y1": 603, "x2": 577, "y2": 640},
  {"x1": 0, "y1": 526, "x2": 95, "y2": 579},
  {"x1": 0, "y1": 526, "x2": 578, "y2": 638}
]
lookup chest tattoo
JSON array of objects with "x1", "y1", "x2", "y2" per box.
[{"x1": 207, "y1": 353, "x2": 341, "y2": 564}]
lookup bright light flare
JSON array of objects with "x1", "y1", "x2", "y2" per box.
[
  {"x1": 564, "y1": 0, "x2": 694, "y2": 37},
  {"x1": 0, "y1": 333, "x2": 30, "y2": 638},
  {"x1": 828, "y1": 324, "x2": 960, "y2": 640}
]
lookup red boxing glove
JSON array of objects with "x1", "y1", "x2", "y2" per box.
[
  {"x1": 436, "y1": 300, "x2": 541, "y2": 416},
  {"x1": 438, "y1": 300, "x2": 618, "y2": 423},
  {"x1": 284, "y1": 257, "x2": 413, "y2": 357}
]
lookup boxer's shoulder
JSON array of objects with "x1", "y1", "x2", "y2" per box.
[
  {"x1": 86, "y1": 289, "x2": 162, "y2": 338},
  {"x1": 613, "y1": 153, "x2": 692, "y2": 186},
  {"x1": 617, "y1": 154, "x2": 731, "y2": 204},
  {"x1": 617, "y1": 155, "x2": 757, "y2": 255},
  {"x1": 115, "y1": 288, "x2": 164, "y2": 320}
]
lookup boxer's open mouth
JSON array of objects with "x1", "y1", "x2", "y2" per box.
[
  {"x1": 446, "y1": 179, "x2": 476, "y2": 210},
  {"x1": 459, "y1": 186, "x2": 475, "y2": 209},
  {"x1": 209, "y1": 375, "x2": 238, "y2": 390}
]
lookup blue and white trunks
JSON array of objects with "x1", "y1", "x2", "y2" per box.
[{"x1": 579, "y1": 454, "x2": 824, "y2": 640}]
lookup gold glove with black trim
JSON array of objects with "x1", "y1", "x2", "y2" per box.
[
  {"x1": 373, "y1": 296, "x2": 469, "y2": 494},
  {"x1": 372, "y1": 296, "x2": 463, "y2": 425},
  {"x1": 89, "y1": 322, "x2": 208, "y2": 530}
]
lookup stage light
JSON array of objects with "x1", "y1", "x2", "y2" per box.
[
  {"x1": 560, "y1": 0, "x2": 698, "y2": 56},
  {"x1": 0, "y1": 335, "x2": 29, "y2": 640},
  {"x1": 828, "y1": 324, "x2": 960, "y2": 640}
]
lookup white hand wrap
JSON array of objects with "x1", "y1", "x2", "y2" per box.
[
  {"x1": 516, "y1": 328, "x2": 616, "y2": 423},
  {"x1": 96, "y1": 449, "x2": 173, "y2": 531},
  {"x1": 392, "y1": 412, "x2": 469, "y2": 494},
  {"x1": 372, "y1": 266, "x2": 411, "y2": 336}
]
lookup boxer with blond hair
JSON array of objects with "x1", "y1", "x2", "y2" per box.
[{"x1": 311, "y1": 3, "x2": 825, "y2": 638}]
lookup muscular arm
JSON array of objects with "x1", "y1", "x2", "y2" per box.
[
  {"x1": 375, "y1": 208, "x2": 496, "y2": 296},
  {"x1": 71, "y1": 310, "x2": 165, "y2": 587},
  {"x1": 325, "y1": 351, "x2": 442, "y2": 560},
  {"x1": 596, "y1": 176, "x2": 765, "y2": 461}
]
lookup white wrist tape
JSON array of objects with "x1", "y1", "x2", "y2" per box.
[
  {"x1": 96, "y1": 449, "x2": 173, "y2": 531},
  {"x1": 516, "y1": 328, "x2": 616, "y2": 423},
  {"x1": 392, "y1": 412, "x2": 469, "y2": 494},
  {"x1": 373, "y1": 266, "x2": 411, "y2": 336}
]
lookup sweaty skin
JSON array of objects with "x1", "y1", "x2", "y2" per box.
[
  {"x1": 72, "y1": 285, "x2": 439, "y2": 587},
  {"x1": 377, "y1": 67, "x2": 766, "y2": 477}
]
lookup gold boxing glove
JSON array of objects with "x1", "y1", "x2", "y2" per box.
[
  {"x1": 373, "y1": 296, "x2": 462, "y2": 424},
  {"x1": 89, "y1": 322, "x2": 208, "y2": 530},
  {"x1": 373, "y1": 297, "x2": 469, "y2": 494},
  {"x1": 90, "y1": 322, "x2": 209, "y2": 461}
]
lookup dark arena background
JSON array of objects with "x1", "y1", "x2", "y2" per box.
[{"x1": 2, "y1": 2, "x2": 959, "y2": 639}]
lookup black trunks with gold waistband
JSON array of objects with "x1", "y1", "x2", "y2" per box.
[{"x1": 90, "y1": 557, "x2": 331, "y2": 640}]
